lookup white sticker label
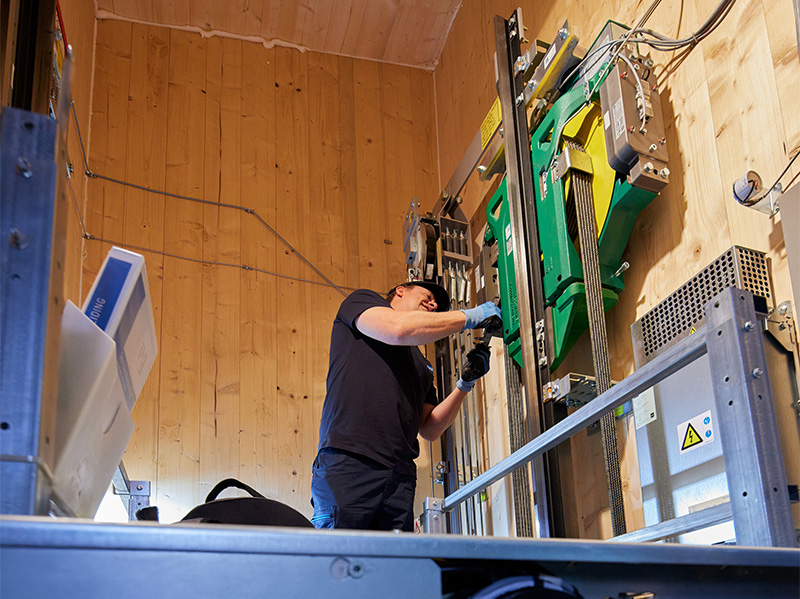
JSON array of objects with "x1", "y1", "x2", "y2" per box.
[
  {"x1": 677, "y1": 410, "x2": 714, "y2": 454},
  {"x1": 543, "y1": 41, "x2": 558, "y2": 71},
  {"x1": 632, "y1": 387, "x2": 657, "y2": 429},
  {"x1": 612, "y1": 97, "x2": 625, "y2": 140},
  {"x1": 603, "y1": 110, "x2": 610, "y2": 130},
  {"x1": 505, "y1": 224, "x2": 513, "y2": 256}
]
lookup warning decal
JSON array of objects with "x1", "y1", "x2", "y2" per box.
[
  {"x1": 677, "y1": 410, "x2": 714, "y2": 454},
  {"x1": 682, "y1": 423, "x2": 703, "y2": 450}
]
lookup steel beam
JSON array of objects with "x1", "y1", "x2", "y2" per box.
[
  {"x1": 494, "y1": 10, "x2": 556, "y2": 538},
  {"x1": 705, "y1": 288, "x2": 795, "y2": 547}
]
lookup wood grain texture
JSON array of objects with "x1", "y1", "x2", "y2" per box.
[
  {"x1": 121, "y1": 23, "x2": 169, "y2": 486},
  {"x1": 58, "y1": 0, "x2": 96, "y2": 304},
  {"x1": 97, "y1": 0, "x2": 461, "y2": 69},
  {"x1": 433, "y1": 0, "x2": 799, "y2": 538}
]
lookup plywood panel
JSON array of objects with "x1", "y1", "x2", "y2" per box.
[
  {"x1": 199, "y1": 36, "x2": 243, "y2": 497},
  {"x1": 121, "y1": 23, "x2": 169, "y2": 486},
  {"x1": 83, "y1": 20, "x2": 132, "y2": 298},
  {"x1": 274, "y1": 46, "x2": 314, "y2": 512},
  {"x1": 99, "y1": 0, "x2": 460, "y2": 69},
  {"x1": 157, "y1": 28, "x2": 206, "y2": 523},
  {"x1": 381, "y1": 62, "x2": 417, "y2": 285},
  {"x1": 238, "y1": 42, "x2": 279, "y2": 497},
  {"x1": 337, "y1": 56, "x2": 362, "y2": 290},
  {"x1": 353, "y1": 60, "x2": 390, "y2": 291}
]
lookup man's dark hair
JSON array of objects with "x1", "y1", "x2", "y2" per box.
[{"x1": 386, "y1": 283, "x2": 416, "y2": 303}]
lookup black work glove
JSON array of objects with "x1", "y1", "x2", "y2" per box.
[{"x1": 456, "y1": 344, "x2": 491, "y2": 392}]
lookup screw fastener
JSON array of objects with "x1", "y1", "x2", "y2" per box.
[
  {"x1": 744, "y1": 321, "x2": 756, "y2": 331},
  {"x1": 9, "y1": 228, "x2": 29, "y2": 250},
  {"x1": 751, "y1": 368, "x2": 764, "y2": 379},
  {"x1": 15, "y1": 157, "x2": 32, "y2": 178}
]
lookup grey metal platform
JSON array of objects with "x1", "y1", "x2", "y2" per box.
[{"x1": 1, "y1": 516, "x2": 798, "y2": 598}]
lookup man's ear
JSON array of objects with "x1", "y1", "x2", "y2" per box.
[{"x1": 394, "y1": 285, "x2": 406, "y2": 299}]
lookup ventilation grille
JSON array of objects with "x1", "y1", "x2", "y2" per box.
[{"x1": 634, "y1": 247, "x2": 772, "y2": 362}]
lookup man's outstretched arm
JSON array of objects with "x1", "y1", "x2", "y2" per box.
[{"x1": 355, "y1": 302, "x2": 500, "y2": 346}]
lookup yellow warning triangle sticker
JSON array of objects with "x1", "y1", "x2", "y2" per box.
[{"x1": 682, "y1": 423, "x2": 704, "y2": 451}]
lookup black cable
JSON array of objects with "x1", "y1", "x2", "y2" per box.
[{"x1": 740, "y1": 150, "x2": 800, "y2": 207}]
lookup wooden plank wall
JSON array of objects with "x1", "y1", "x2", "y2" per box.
[
  {"x1": 93, "y1": 0, "x2": 461, "y2": 69},
  {"x1": 433, "y1": 0, "x2": 799, "y2": 538},
  {"x1": 82, "y1": 20, "x2": 439, "y2": 521},
  {"x1": 59, "y1": 0, "x2": 96, "y2": 302}
]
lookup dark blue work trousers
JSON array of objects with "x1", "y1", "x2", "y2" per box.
[{"x1": 310, "y1": 447, "x2": 416, "y2": 532}]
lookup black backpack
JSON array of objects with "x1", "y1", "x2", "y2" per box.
[{"x1": 178, "y1": 478, "x2": 313, "y2": 527}]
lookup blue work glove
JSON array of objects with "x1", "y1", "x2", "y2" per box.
[
  {"x1": 456, "y1": 344, "x2": 491, "y2": 392},
  {"x1": 461, "y1": 301, "x2": 502, "y2": 330}
]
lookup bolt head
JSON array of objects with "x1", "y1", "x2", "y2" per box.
[
  {"x1": 659, "y1": 167, "x2": 670, "y2": 178},
  {"x1": 649, "y1": 144, "x2": 658, "y2": 152},
  {"x1": 644, "y1": 162, "x2": 654, "y2": 173},
  {"x1": 752, "y1": 368, "x2": 764, "y2": 379},
  {"x1": 15, "y1": 157, "x2": 32, "y2": 178},
  {"x1": 744, "y1": 321, "x2": 756, "y2": 331}
]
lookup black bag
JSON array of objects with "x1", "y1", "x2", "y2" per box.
[{"x1": 180, "y1": 478, "x2": 313, "y2": 528}]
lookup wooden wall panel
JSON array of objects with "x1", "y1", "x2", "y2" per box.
[
  {"x1": 157, "y1": 28, "x2": 206, "y2": 523},
  {"x1": 83, "y1": 20, "x2": 132, "y2": 297},
  {"x1": 59, "y1": 0, "x2": 96, "y2": 304},
  {"x1": 97, "y1": 0, "x2": 460, "y2": 69},
  {"x1": 121, "y1": 23, "x2": 169, "y2": 486},
  {"x1": 433, "y1": 0, "x2": 799, "y2": 538},
  {"x1": 84, "y1": 21, "x2": 440, "y2": 518},
  {"x1": 238, "y1": 42, "x2": 278, "y2": 496}
]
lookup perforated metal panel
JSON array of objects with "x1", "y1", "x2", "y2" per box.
[{"x1": 632, "y1": 247, "x2": 772, "y2": 366}]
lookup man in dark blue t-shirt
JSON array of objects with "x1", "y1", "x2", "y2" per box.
[{"x1": 311, "y1": 281, "x2": 500, "y2": 531}]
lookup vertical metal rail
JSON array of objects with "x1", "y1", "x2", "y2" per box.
[
  {"x1": 0, "y1": 107, "x2": 64, "y2": 515},
  {"x1": 705, "y1": 288, "x2": 795, "y2": 547},
  {"x1": 494, "y1": 11, "x2": 560, "y2": 537}
]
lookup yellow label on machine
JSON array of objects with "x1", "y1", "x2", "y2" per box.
[{"x1": 481, "y1": 98, "x2": 503, "y2": 150}]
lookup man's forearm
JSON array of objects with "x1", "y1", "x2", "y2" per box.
[
  {"x1": 419, "y1": 387, "x2": 468, "y2": 441},
  {"x1": 356, "y1": 307, "x2": 468, "y2": 346}
]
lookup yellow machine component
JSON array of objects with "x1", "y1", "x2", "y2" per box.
[{"x1": 561, "y1": 102, "x2": 616, "y2": 239}]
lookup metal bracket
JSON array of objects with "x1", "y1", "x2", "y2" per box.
[
  {"x1": 423, "y1": 497, "x2": 445, "y2": 534},
  {"x1": 551, "y1": 146, "x2": 593, "y2": 181}
]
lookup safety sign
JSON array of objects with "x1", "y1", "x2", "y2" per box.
[{"x1": 677, "y1": 410, "x2": 714, "y2": 454}]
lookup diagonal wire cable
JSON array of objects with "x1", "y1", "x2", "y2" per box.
[{"x1": 69, "y1": 101, "x2": 347, "y2": 297}]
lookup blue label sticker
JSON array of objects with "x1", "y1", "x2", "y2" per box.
[{"x1": 84, "y1": 257, "x2": 131, "y2": 331}]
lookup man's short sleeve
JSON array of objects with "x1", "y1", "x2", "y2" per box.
[{"x1": 337, "y1": 289, "x2": 389, "y2": 330}]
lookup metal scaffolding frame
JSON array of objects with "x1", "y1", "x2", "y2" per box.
[{"x1": 426, "y1": 287, "x2": 795, "y2": 547}]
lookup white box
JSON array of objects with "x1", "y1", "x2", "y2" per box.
[
  {"x1": 54, "y1": 301, "x2": 134, "y2": 518},
  {"x1": 81, "y1": 247, "x2": 158, "y2": 412}
]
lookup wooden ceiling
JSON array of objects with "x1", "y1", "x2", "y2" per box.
[{"x1": 95, "y1": 0, "x2": 463, "y2": 69}]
